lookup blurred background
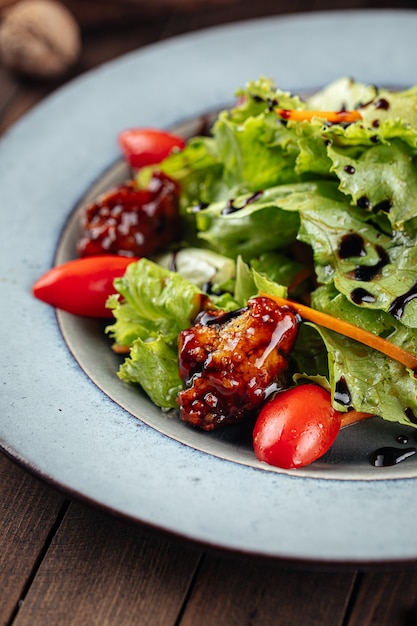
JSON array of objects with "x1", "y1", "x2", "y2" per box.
[{"x1": 1, "y1": 0, "x2": 417, "y2": 133}]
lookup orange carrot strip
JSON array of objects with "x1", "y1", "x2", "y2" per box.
[
  {"x1": 259, "y1": 293, "x2": 417, "y2": 371},
  {"x1": 111, "y1": 344, "x2": 130, "y2": 354},
  {"x1": 340, "y1": 410, "x2": 374, "y2": 428},
  {"x1": 275, "y1": 108, "x2": 362, "y2": 123}
]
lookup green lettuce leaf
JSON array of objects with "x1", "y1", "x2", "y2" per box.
[
  {"x1": 106, "y1": 258, "x2": 203, "y2": 347},
  {"x1": 291, "y1": 323, "x2": 330, "y2": 380},
  {"x1": 250, "y1": 251, "x2": 304, "y2": 288},
  {"x1": 311, "y1": 286, "x2": 417, "y2": 425},
  {"x1": 192, "y1": 185, "x2": 300, "y2": 260},
  {"x1": 233, "y1": 76, "x2": 304, "y2": 121},
  {"x1": 138, "y1": 135, "x2": 226, "y2": 208},
  {"x1": 292, "y1": 186, "x2": 417, "y2": 327},
  {"x1": 212, "y1": 109, "x2": 301, "y2": 193},
  {"x1": 117, "y1": 336, "x2": 183, "y2": 409},
  {"x1": 305, "y1": 76, "x2": 379, "y2": 111},
  {"x1": 328, "y1": 139, "x2": 417, "y2": 228}
]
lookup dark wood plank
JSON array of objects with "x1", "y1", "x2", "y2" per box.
[
  {"x1": 346, "y1": 570, "x2": 417, "y2": 626},
  {"x1": 0, "y1": 83, "x2": 53, "y2": 134},
  {"x1": 0, "y1": 67, "x2": 19, "y2": 124},
  {"x1": 13, "y1": 501, "x2": 203, "y2": 626},
  {"x1": 179, "y1": 553, "x2": 357, "y2": 626},
  {"x1": 57, "y1": 0, "x2": 417, "y2": 29},
  {"x1": 0, "y1": 452, "x2": 66, "y2": 624}
]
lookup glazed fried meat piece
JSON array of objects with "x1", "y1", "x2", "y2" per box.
[
  {"x1": 77, "y1": 172, "x2": 181, "y2": 257},
  {"x1": 177, "y1": 296, "x2": 299, "y2": 431}
]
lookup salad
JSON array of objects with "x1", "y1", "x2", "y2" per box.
[{"x1": 33, "y1": 76, "x2": 417, "y2": 470}]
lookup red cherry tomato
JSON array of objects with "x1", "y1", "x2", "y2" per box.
[
  {"x1": 253, "y1": 384, "x2": 342, "y2": 469},
  {"x1": 32, "y1": 255, "x2": 139, "y2": 318},
  {"x1": 118, "y1": 128, "x2": 185, "y2": 169}
]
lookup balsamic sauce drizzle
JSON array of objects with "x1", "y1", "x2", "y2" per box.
[
  {"x1": 198, "y1": 307, "x2": 248, "y2": 326},
  {"x1": 190, "y1": 202, "x2": 209, "y2": 212},
  {"x1": 221, "y1": 190, "x2": 264, "y2": 215},
  {"x1": 350, "y1": 288, "x2": 376, "y2": 305},
  {"x1": 370, "y1": 446, "x2": 416, "y2": 467},
  {"x1": 334, "y1": 376, "x2": 352, "y2": 407},
  {"x1": 338, "y1": 233, "x2": 366, "y2": 259},
  {"x1": 368, "y1": 409, "x2": 417, "y2": 467},
  {"x1": 373, "y1": 199, "x2": 392, "y2": 213},
  {"x1": 405, "y1": 407, "x2": 417, "y2": 425},
  {"x1": 388, "y1": 279, "x2": 417, "y2": 320},
  {"x1": 374, "y1": 97, "x2": 390, "y2": 110},
  {"x1": 357, "y1": 195, "x2": 370, "y2": 209},
  {"x1": 345, "y1": 244, "x2": 389, "y2": 282},
  {"x1": 396, "y1": 434, "x2": 409, "y2": 445},
  {"x1": 336, "y1": 219, "x2": 416, "y2": 320}
]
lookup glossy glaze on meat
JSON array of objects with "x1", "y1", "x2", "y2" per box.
[
  {"x1": 77, "y1": 172, "x2": 181, "y2": 257},
  {"x1": 177, "y1": 297, "x2": 299, "y2": 430}
]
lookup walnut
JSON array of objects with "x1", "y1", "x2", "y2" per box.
[{"x1": 0, "y1": 0, "x2": 81, "y2": 79}]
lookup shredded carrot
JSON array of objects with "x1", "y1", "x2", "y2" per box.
[
  {"x1": 275, "y1": 108, "x2": 362, "y2": 124},
  {"x1": 112, "y1": 344, "x2": 130, "y2": 354},
  {"x1": 259, "y1": 293, "x2": 417, "y2": 371},
  {"x1": 340, "y1": 410, "x2": 374, "y2": 428}
]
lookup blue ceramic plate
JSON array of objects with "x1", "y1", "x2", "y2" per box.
[{"x1": 2, "y1": 9, "x2": 417, "y2": 565}]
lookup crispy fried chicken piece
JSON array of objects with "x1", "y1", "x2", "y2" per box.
[{"x1": 177, "y1": 296, "x2": 299, "y2": 431}]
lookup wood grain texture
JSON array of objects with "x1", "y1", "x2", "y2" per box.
[
  {"x1": 3, "y1": 0, "x2": 415, "y2": 29},
  {"x1": 346, "y1": 570, "x2": 417, "y2": 626},
  {"x1": 0, "y1": 453, "x2": 66, "y2": 626},
  {"x1": 62, "y1": 0, "x2": 417, "y2": 27},
  {"x1": 12, "y1": 501, "x2": 203, "y2": 626},
  {"x1": 179, "y1": 553, "x2": 356, "y2": 626}
]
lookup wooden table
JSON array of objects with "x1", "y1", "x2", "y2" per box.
[{"x1": 2, "y1": 2, "x2": 417, "y2": 624}]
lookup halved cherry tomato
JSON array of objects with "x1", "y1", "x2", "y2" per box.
[
  {"x1": 118, "y1": 128, "x2": 185, "y2": 169},
  {"x1": 253, "y1": 384, "x2": 342, "y2": 469},
  {"x1": 32, "y1": 255, "x2": 139, "y2": 318}
]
